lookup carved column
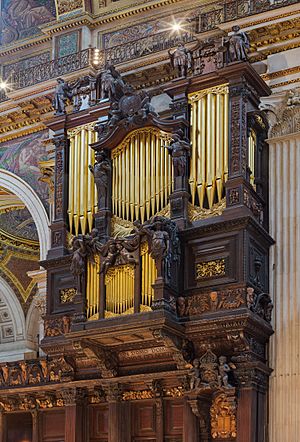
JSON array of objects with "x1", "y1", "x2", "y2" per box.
[
  {"x1": 48, "y1": 124, "x2": 70, "y2": 259},
  {"x1": 62, "y1": 388, "x2": 87, "y2": 442},
  {"x1": 225, "y1": 66, "x2": 270, "y2": 226},
  {"x1": 165, "y1": 80, "x2": 190, "y2": 228},
  {"x1": 261, "y1": 94, "x2": 300, "y2": 442}
]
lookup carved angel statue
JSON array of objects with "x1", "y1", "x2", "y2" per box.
[
  {"x1": 166, "y1": 129, "x2": 191, "y2": 178},
  {"x1": 98, "y1": 237, "x2": 138, "y2": 274},
  {"x1": 70, "y1": 236, "x2": 89, "y2": 295},
  {"x1": 100, "y1": 65, "x2": 125, "y2": 101},
  {"x1": 89, "y1": 151, "x2": 111, "y2": 209},
  {"x1": 228, "y1": 25, "x2": 250, "y2": 62},
  {"x1": 53, "y1": 78, "x2": 73, "y2": 115},
  {"x1": 169, "y1": 42, "x2": 192, "y2": 77},
  {"x1": 218, "y1": 356, "x2": 236, "y2": 388}
]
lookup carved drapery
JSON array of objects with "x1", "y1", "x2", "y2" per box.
[
  {"x1": 111, "y1": 127, "x2": 173, "y2": 223},
  {"x1": 67, "y1": 123, "x2": 98, "y2": 235},
  {"x1": 188, "y1": 85, "x2": 229, "y2": 209}
]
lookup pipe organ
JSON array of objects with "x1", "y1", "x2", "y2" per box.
[
  {"x1": 68, "y1": 123, "x2": 98, "y2": 235},
  {"x1": 188, "y1": 85, "x2": 229, "y2": 209},
  {"x1": 111, "y1": 127, "x2": 173, "y2": 224}
]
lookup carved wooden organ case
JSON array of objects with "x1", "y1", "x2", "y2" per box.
[{"x1": 0, "y1": 56, "x2": 274, "y2": 442}]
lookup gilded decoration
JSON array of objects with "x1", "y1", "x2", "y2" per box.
[
  {"x1": 196, "y1": 259, "x2": 226, "y2": 280},
  {"x1": 59, "y1": 287, "x2": 77, "y2": 303},
  {"x1": 188, "y1": 199, "x2": 226, "y2": 221},
  {"x1": 210, "y1": 392, "x2": 237, "y2": 439},
  {"x1": 122, "y1": 390, "x2": 154, "y2": 401}
]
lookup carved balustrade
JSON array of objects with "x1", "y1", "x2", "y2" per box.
[{"x1": 11, "y1": 49, "x2": 94, "y2": 90}]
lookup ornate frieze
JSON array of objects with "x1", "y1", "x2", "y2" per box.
[
  {"x1": 0, "y1": 356, "x2": 74, "y2": 389},
  {"x1": 177, "y1": 288, "x2": 246, "y2": 318}
]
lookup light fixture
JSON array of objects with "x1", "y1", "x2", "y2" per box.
[{"x1": 0, "y1": 80, "x2": 8, "y2": 90}]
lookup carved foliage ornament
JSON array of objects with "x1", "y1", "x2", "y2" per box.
[{"x1": 196, "y1": 259, "x2": 226, "y2": 280}]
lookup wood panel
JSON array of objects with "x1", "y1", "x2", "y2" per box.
[
  {"x1": 89, "y1": 405, "x2": 109, "y2": 441},
  {"x1": 165, "y1": 400, "x2": 184, "y2": 439},
  {"x1": 41, "y1": 410, "x2": 65, "y2": 442},
  {"x1": 6, "y1": 412, "x2": 32, "y2": 442},
  {"x1": 131, "y1": 401, "x2": 156, "y2": 441}
]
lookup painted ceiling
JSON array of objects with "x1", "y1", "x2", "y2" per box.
[{"x1": 0, "y1": 188, "x2": 38, "y2": 242}]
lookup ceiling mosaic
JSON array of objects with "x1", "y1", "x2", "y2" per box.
[{"x1": 0, "y1": 0, "x2": 56, "y2": 46}]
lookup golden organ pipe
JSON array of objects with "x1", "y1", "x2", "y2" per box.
[
  {"x1": 68, "y1": 136, "x2": 75, "y2": 232},
  {"x1": 111, "y1": 128, "x2": 172, "y2": 223},
  {"x1": 68, "y1": 124, "x2": 97, "y2": 236},
  {"x1": 189, "y1": 85, "x2": 229, "y2": 210},
  {"x1": 224, "y1": 91, "x2": 229, "y2": 182},
  {"x1": 199, "y1": 97, "x2": 206, "y2": 208}
]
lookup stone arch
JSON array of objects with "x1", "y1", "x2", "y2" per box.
[{"x1": 0, "y1": 169, "x2": 50, "y2": 260}]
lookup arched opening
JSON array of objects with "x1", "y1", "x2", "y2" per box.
[{"x1": 0, "y1": 170, "x2": 50, "y2": 361}]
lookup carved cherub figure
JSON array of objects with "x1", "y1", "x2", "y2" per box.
[
  {"x1": 218, "y1": 356, "x2": 235, "y2": 388},
  {"x1": 189, "y1": 359, "x2": 201, "y2": 390}
]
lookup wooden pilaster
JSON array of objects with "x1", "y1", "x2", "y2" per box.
[
  {"x1": 107, "y1": 385, "x2": 123, "y2": 442},
  {"x1": 0, "y1": 412, "x2": 6, "y2": 442},
  {"x1": 32, "y1": 410, "x2": 39, "y2": 442},
  {"x1": 63, "y1": 388, "x2": 87, "y2": 442},
  {"x1": 183, "y1": 399, "x2": 198, "y2": 442}
]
